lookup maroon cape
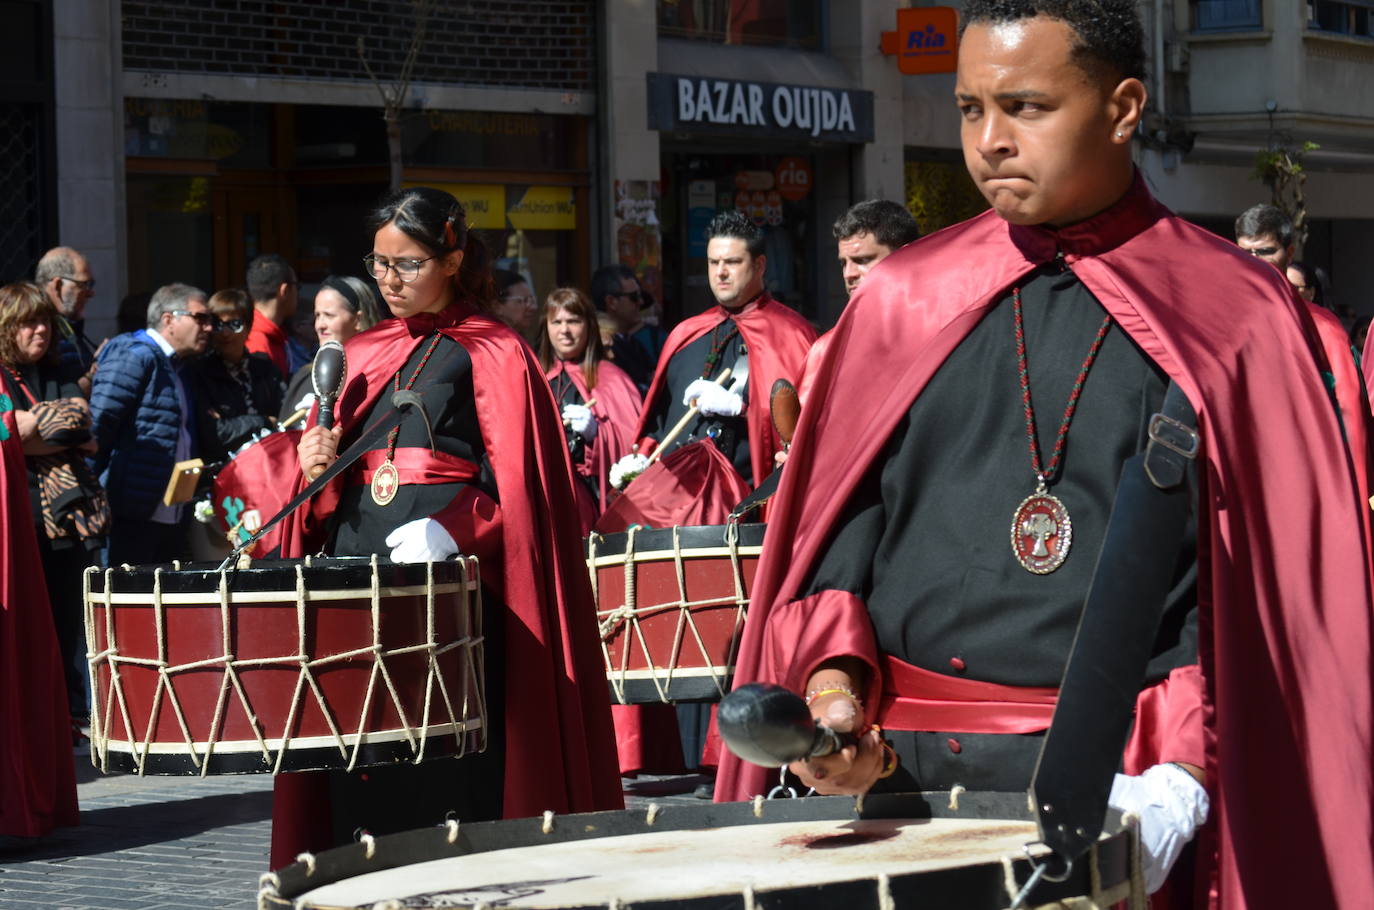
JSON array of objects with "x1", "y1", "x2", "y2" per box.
[
  {"x1": 632, "y1": 293, "x2": 816, "y2": 487},
  {"x1": 716, "y1": 177, "x2": 1374, "y2": 909},
  {"x1": 0, "y1": 405, "x2": 79, "y2": 838},
  {"x1": 1308, "y1": 303, "x2": 1370, "y2": 509},
  {"x1": 272, "y1": 303, "x2": 621, "y2": 863},
  {"x1": 545, "y1": 357, "x2": 641, "y2": 531}
]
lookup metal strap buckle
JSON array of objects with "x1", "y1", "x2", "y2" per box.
[{"x1": 1147, "y1": 412, "x2": 1199, "y2": 461}]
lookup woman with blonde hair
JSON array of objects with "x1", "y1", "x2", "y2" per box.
[{"x1": 537, "y1": 286, "x2": 641, "y2": 529}]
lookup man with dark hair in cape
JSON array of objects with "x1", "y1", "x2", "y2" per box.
[
  {"x1": 715, "y1": 3, "x2": 1374, "y2": 907},
  {"x1": 613, "y1": 209, "x2": 816, "y2": 499}
]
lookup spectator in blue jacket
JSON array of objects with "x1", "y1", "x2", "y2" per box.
[{"x1": 90, "y1": 283, "x2": 214, "y2": 566}]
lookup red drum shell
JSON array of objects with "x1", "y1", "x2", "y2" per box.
[
  {"x1": 83, "y1": 556, "x2": 485, "y2": 775},
  {"x1": 585, "y1": 524, "x2": 764, "y2": 704}
]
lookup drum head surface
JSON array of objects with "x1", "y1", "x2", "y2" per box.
[{"x1": 296, "y1": 816, "x2": 1041, "y2": 908}]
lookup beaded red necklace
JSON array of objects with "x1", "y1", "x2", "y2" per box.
[{"x1": 1009, "y1": 285, "x2": 1112, "y2": 574}]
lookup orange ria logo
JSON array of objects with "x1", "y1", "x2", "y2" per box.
[{"x1": 880, "y1": 7, "x2": 959, "y2": 75}]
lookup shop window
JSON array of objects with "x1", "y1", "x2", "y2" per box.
[
  {"x1": 1191, "y1": 0, "x2": 1262, "y2": 30},
  {"x1": 658, "y1": 0, "x2": 822, "y2": 49},
  {"x1": 126, "y1": 175, "x2": 214, "y2": 294},
  {"x1": 1309, "y1": 0, "x2": 1374, "y2": 38},
  {"x1": 904, "y1": 159, "x2": 989, "y2": 237},
  {"x1": 124, "y1": 99, "x2": 271, "y2": 168}
]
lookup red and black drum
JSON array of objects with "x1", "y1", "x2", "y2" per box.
[
  {"x1": 84, "y1": 555, "x2": 485, "y2": 775},
  {"x1": 258, "y1": 791, "x2": 1143, "y2": 909},
  {"x1": 585, "y1": 523, "x2": 764, "y2": 704}
]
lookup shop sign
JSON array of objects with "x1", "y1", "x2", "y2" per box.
[
  {"x1": 774, "y1": 157, "x2": 812, "y2": 201},
  {"x1": 508, "y1": 186, "x2": 576, "y2": 231},
  {"x1": 880, "y1": 7, "x2": 959, "y2": 75},
  {"x1": 408, "y1": 182, "x2": 506, "y2": 230},
  {"x1": 647, "y1": 73, "x2": 874, "y2": 143}
]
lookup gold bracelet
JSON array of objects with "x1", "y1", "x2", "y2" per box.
[
  {"x1": 877, "y1": 739, "x2": 898, "y2": 779},
  {"x1": 805, "y1": 685, "x2": 859, "y2": 706}
]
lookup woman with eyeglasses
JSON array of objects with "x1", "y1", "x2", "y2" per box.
[
  {"x1": 491, "y1": 268, "x2": 540, "y2": 342},
  {"x1": 271, "y1": 186, "x2": 620, "y2": 867},
  {"x1": 187, "y1": 288, "x2": 286, "y2": 458},
  {"x1": 279, "y1": 275, "x2": 382, "y2": 425},
  {"x1": 0, "y1": 281, "x2": 109, "y2": 750},
  {"x1": 537, "y1": 286, "x2": 642, "y2": 531}
]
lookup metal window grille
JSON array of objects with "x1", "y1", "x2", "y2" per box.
[
  {"x1": 1310, "y1": 0, "x2": 1374, "y2": 37},
  {"x1": 121, "y1": 1, "x2": 594, "y2": 92},
  {"x1": 0, "y1": 103, "x2": 46, "y2": 284}
]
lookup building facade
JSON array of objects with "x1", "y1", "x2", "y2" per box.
[{"x1": 40, "y1": 1, "x2": 1374, "y2": 339}]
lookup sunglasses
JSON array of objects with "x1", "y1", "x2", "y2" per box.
[
  {"x1": 171, "y1": 310, "x2": 216, "y2": 328},
  {"x1": 216, "y1": 318, "x2": 247, "y2": 333}
]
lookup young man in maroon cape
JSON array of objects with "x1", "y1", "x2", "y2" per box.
[
  {"x1": 0, "y1": 393, "x2": 79, "y2": 842},
  {"x1": 715, "y1": 3, "x2": 1374, "y2": 908},
  {"x1": 270, "y1": 188, "x2": 621, "y2": 868},
  {"x1": 614, "y1": 209, "x2": 816, "y2": 503}
]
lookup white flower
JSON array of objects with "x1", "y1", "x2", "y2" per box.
[
  {"x1": 610, "y1": 453, "x2": 650, "y2": 490},
  {"x1": 193, "y1": 499, "x2": 216, "y2": 524}
]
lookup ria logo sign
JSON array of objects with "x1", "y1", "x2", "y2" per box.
[{"x1": 880, "y1": 6, "x2": 959, "y2": 75}]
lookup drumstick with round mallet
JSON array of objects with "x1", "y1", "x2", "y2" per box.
[
  {"x1": 770, "y1": 378, "x2": 801, "y2": 452},
  {"x1": 308, "y1": 340, "x2": 347, "y2": 480},
  {"x1": 717, "y1": 682, "x2": 857, "y2": 768},
  {"x1": 646, "y1": 367, "x2": 733, "y2": 465}
]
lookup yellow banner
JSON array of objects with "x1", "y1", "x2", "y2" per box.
[
  {"x1": 507, "y1": 186, "x2": 576, "y2": 231},
  {"x1": 404, "y1": 182, "x2": 506, "y2": 230}
]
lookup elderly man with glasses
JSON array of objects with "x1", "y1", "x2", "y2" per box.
[
  {"x1": 34, "y1": 246, "x2": 100, "y2": 391},
  {"x1": 90, "y1": 283, "x2": 216, "y2": 566}
]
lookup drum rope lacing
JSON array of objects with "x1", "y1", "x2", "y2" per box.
[
  {"x1": 1000, "y1": 816, "x2": 1146, "y2": 910},
  {"x1": 83, "y1": 557, "x2": 486, "y2": 775},
  {"x1": 591, "y1": 526, "x2": 757, "y2": 704}
]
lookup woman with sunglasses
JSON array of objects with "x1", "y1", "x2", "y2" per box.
[
  {"x1": 188, "y1": 288, "x2": 285, "y2": 458},
  {"x1": 537, "y1": 286, "x2": 641, "y2": 531},
  {"x1": 271, "y1": 186, "x2": 620, "y2": 867}
]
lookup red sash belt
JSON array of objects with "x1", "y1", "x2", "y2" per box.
[
  {"x1": 876, "y1": 655, "x2": 1059, "y2": 735},
  {"x1": 353, "y1": 448, "x2": 481, "y2": 487}
]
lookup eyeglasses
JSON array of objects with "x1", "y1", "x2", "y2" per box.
[
  {"x1": 216, "y1": 318, "x2": 246, "y2": 333},
  {"x1": 171, "y1": 310, "x2": 216, "y2": 328},
  {"x1": 60, "y1": 276, "x2": 95, "y2": 292},
  {"x1": 363, "y1": 255, "x2": 434, "y2": 283},
  {"x1": 1245, "y1": 246, "x2": 1280, "y2": 258},
  {"x1": 614, "y1": 290, "x2": 643, "y2": 303}
]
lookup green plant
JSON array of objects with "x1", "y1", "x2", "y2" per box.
[{"x1": 1253, "y1": 141, "x2": 1318, "y2": 258}]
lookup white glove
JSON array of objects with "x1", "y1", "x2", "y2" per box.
[
  {"x1": 562, "y1": 403, "x2": 598, "y2": 440},
  {"x1": 682, "y1": 378, "x2": 743, "y2": 417},
  {"x1": 293, "y1": 391, "x2": 317, "y2": 413},
  {"x1": 1108, "y1": 763, "x2": 1210, "y2": 894},
  {"x1": 610, "y1": 452, "x2": 650, "y2": 490},
  {"x1": 384, "y1": 517, "x2": 460, "y2": 563}
]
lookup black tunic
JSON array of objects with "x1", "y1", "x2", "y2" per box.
[
  {"x1": 805, "y1": 264, "x2": 1198, "y2": 790},
  {"x1": 646, "y1": 318, "x2": 751, "y2": 480},
  {"x1": 323, "y1": 334, "x2": 506, "y2": 839},
  {"x1": 332, "y1": 336, "x2": 496, "y2": 557}
]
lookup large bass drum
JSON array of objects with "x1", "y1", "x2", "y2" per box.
[
  {"x1": 84, "y1": 555, "x2": 485, "y2": 775},
  {"x1": 258, "y1": 791, "x2": 1142, "y2": 909},
  {"x1": 585, "y1": 523, "x2": 764, "y2": 704}
]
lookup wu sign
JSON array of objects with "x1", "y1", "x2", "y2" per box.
[{"x1": 880, "y1": 6, "x2": 958, "y2": 75}]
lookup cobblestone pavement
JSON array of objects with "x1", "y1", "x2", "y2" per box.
[{"x1": 0, "y1": 745, "x2": 709, "y2": 910}]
